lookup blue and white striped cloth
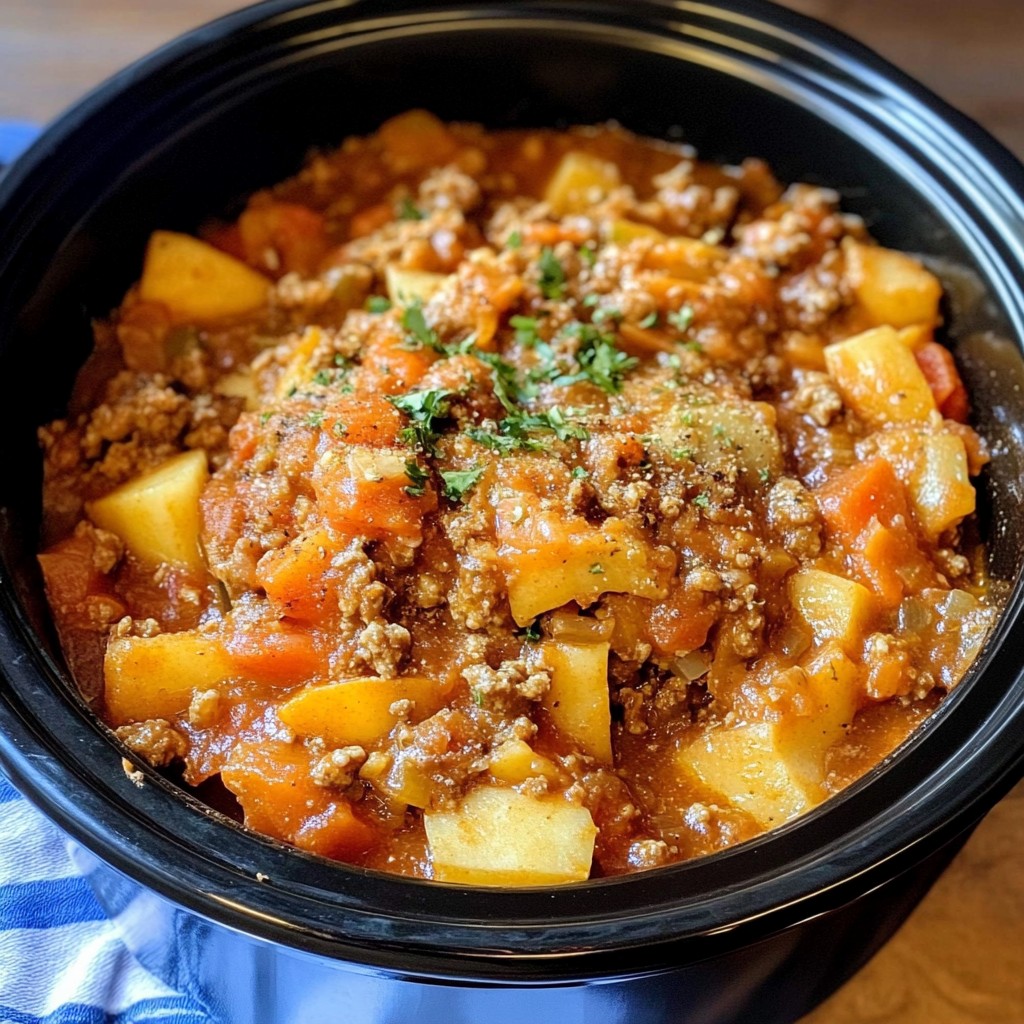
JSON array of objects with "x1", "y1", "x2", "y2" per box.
[{"x1": 0, "y1": 772, "x2": 211, "y2": 1024}]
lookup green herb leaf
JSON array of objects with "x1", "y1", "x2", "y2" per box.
[
  {"x1": 638, "y1": 311, "x2": 658, "y2": 329},
  {"x1": 538, "y1": 247, "x2": 567, "y2": 300},
  {"x1": 668, "y1": 304, "x2": 695, "y2": 332},
  {"x1": 693, "y1": 491, "x2": 711, "y2": 510},
  {"x1": 555, "y1": 322, "x2": 638, "y2": 394},
  {"x1": 397, "y1": 196, "x2": 425, "y2": 221},
  {"x1": 579, "y1": 243, "x2": 597, "y2": 267},
  {"x1": 388, "y1": 388, "x2": 454, "y2": 454},
  {"x1": 404, "y1": 460, "x2": 430, "y2": 497},
  {"x1": 506, "y1": 230, "x2": 523, "y2": 250},
  {"x1": 518, "y1": 619, "x2": 543, "y2": 642},
  {"x1": 305, "y1": 410, "x2": 324, "y2": 428},
  {"x1": 509, "y1": 314, "x2": 541, "y2": 348},
  {"x1": 366, "y1": 295, "x2": 392, "y2": 314},
  {"x1": 312, "y1": 369, "x2": 332, "y2": 387},
  {"x1": 571, "y1": 466, "x2": 590, "y2": 480},
  {"x1": 402, "y1": 303, "x2": 445, "y2": 353},
  {"x1": 440, "y1": 465, "x2": 485, "y2": 502},
  {"x1": 588, "y1": 562, "x2": 605, "y2": 575}
]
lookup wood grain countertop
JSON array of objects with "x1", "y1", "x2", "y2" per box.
[{"x1": 1, "y1": 3, "x2": 1022, "y2": 1022}]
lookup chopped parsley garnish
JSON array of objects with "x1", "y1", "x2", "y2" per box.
[
  {"x1": 571, "y1": 466, "x2": 590, "y2": 480},
  {"x1": 388, "y1": 388, "x2": 454, "y2": 454},
  {"x1": 332, "y1": 419, "x2": 348, "y2": 436},
  {"x1": 312, "y1": 369, "x2": 332, "y2": 387},
  {"x1": 638, "y1": 311, "x2": 659, "y2": 329},
  {"x1": 404, "y1": 460, "x2": 430, "y2": 497},
  {"x1": 401, "y1": 303, "x2": 445, "y2": 353},
  {"x1": 471, "y1": 687, "x2": 485, "y2": 707},
  {"x1": 582, "y1": 293, "x2": 600, "y2": 308},
  {"x1": 591, "y1": 306, "x2": 622, "y2": 325},
  {"x1": 759, "y1": 466, "x2": 772, "y2": 484},
  {"x1": 538, "y1": 247, "x2": 567, "y2": 300},
  {"x1": 259, "y1": 411, "x2": 272, "y2": 426},
  {"x1": 506, "y1": 230, "x2": 523, "y2": 250},
  {"x1": 305, "y1": 410, "x2": 324, "y2": 428},
  {"x1": 397, "y1": 196, "x2": 425, "y2": 221},
  {"x1": 588, "y1": 562, "x2": 605, "y2": 575},
  {"x1": 475, "y1": 350, "x2": 537, "y2": 412},
  {"x1": 465, "y1": 405, "x2": 589, "y2": 454},
  {"x1": 509, "y1": 314, "x2": 542, "y2": 348},
  {"x1": 555, "y1": 322, "x2": 638, "y2": 394},
  {"x1": 440, "y1": 465, "x2": 485, "y2": 502},
  {"x1": 668, "y1": 304, "x2": 695, "y2": 332},
  {"x1": 672, "y1": 447, "x2": 694, "y2": 461},
  {"x1": 366, "y1": 295, "x2": 392, "y2": 314},
  {"x1": 579, "y1": 243, "x2": 597, "y2": 267},
  {"x1": 693, "y1": 491, "x2": 711, "y2": 510},
  {"x1": 464, "y1": 427, "x2": 532, "y2": 454}
]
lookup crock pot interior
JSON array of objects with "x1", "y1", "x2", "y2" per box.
[{"x1": 2, "y1": 0, "x2": 1024, "y2": 974}]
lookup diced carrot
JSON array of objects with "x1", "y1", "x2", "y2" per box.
[
  {"x1": 914, "y1": 341, "x2": 969, "y2": 422},
  {"x1": 349, "y1": 202, "x2": 395, "y2": 239},
  {"x1": 239, "y1": 201, "x2": 329, "y2": 276},
  {"x1": 321, "y1": 392, "x2": 405, "y2": 447},
  {"x1": 221, "y1": 740, "x2": 375, "y2": 859},
  {"x1": 203, "y1": 222, "x2": 246, "y2": 261},
  {"x1": 816, "y1": 458, "x2": 911, "y2": 546},
  {"x1": 256, "y1": 528, "x2": 338, "y2": 623},
  {"x1": 38, "y1": 533, "x2": 125, "y2": 627},
  {"x1": 225, "y1": 622, "x2": 327, "y2": 685},
  {"x1": 356, "y1": 329, "x2": 436, "y2": 395},
  {"x1": 853, "y1": 522, "x2": 918, "y2": 609},
  {"x1": 649, "y1": 585, "x2": 717, "y2": 655},
  {"x1": 377, "y1": 110, "x2": 459, "y2": 170},
  {"x1": 618, "y1": 322, "x2": 676, "y2": 355},
  {"x1": 521, "y1": 222, "x2": 591, "y2": 247},
  {"x1": 313, "y1": 446, "x2": 434, "y2": 542}
]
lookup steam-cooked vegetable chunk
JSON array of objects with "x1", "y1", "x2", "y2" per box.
[
  {"x1": 385, "y1": 266, "x2": 449, "y2": 305},
  {"x1": 535, "y1": 640, "x2": 612, "y2": 763},
  {"x1": 104, "y1": 631, "x2": 234, "y2": 725},
  {"x1": 845, "y1": 241, "x2": 942, "y2": 328},
  {"x1": 139, "y1": 230, "x2": 270, "y2": 321},
  {"x1": 544, "y1": 151, "x2": 621, "y2": 215},
  {"x1": 678, "y1": 647, "x2": 860, "y2": 827},
  {"x1": 278, "y1": 677, "x2": 453, "y2": 748},
  {"x1": 424, "y1": 786, "x2": 597, "y2": 885},
  {"x1": 85, "y1": 450, "x2": 209, "y2": 572},
  {"x1": 789, "y1": 569, "x2": 875, "y2": 652},
  {"x1": 824, "y1": 326, "x2": 937, "y2": 427},
  {"x1": 496, "y1": 509, "x2": 671, "y2": 625}
]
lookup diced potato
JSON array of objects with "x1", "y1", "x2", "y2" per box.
[
  {"x1": 789, "y1": 568, "x2": 875, "y2": 653},
  {"x1": 845, "y1": 240, "x2": 942, "y2": 328},
  {"x1": 534, "y1": 640, "x2": 612, "y2": 764},
  {"x1": 679, "y1": 646, "x2": 860, "y2": 827},
  {"x1": 824, "y1": 326, "x2": 937, "y2": 427},
  {"x1": 278, "y1": 676, "x2": 452, "y2": 748},
  {"x1": 544, "y1": 151, "x2": 621, "y2": 216},
  {"x1": 85, "y1": 450, "x2": 209, "y2": 572},
  {"x1": 864, "y1": 427, "x2": 976, "y2": 539},
  {"x1": 911, "y1": 433, "x2": 975, "y2": 537},
  {"x1": 424, "y1": 786, "x2": 597, "y2": 885},
  {"x1": 104, "y1": 630, "x2": 234, "y2": 725},
  {"x1": 214, "y1": 369, "x2": 259, "y2": 410},
  {"x1": 376, "y1": 757, "x2": 434, "y2": 809},
  {"x1": 385, "y1": 265, "x2": 449, "y2": 306},
  {"x1": 656, "y1": 401, "x2": 783, "y2": 486},
  {"x1": 139, "y1": 230, "x2": 270, "y2": 322},
  {"x1": 496, "y1": 510, "x2": 672, "y2": 625},
  {"x1": 488, "y1": 739, "x2": 563, "y2": 786},
  {"x1": 276, "y1": 325, "x2": 324, "y2": 399},
  {"x1": 603, "y1": 219, "x2": 665, "y2": 244}
]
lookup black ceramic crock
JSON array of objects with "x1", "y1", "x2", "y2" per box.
[{"x1": 2, "y1": 2, "x2": 1024, "y2": 1022}]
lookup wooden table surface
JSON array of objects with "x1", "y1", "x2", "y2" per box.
[{"x1": 2, "y1": 3, "x2": 1023, "y2": 1022}]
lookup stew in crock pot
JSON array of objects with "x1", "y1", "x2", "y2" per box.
[{"x1": 37, "y1": 112, "x2": 998, "y2": 884}]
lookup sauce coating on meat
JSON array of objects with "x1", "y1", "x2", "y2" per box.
[{"x1": 38, "y1": 112, "x2": 998, "y2": 884}]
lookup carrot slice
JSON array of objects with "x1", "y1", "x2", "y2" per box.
[{"x1": 914, "y1": 341, "x2": 969, "y2": 422}]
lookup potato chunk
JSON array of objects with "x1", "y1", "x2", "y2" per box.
[
  {"x1": 789, "y1": 568, "x2": 875, "y2": 653},
  {"x1": 104, "y1": 631, "x2": 234, "y2": 725},
  {"x1": 139, "y1": 230, "x2": 270, "y2": 321},
  {"x1": 824, "y1": 326, "x2": 937, "y2": 427},
  {"x1": 85, "y1": 450, "x2": 209, "y2": 572},
  {"x1": 424, "y1": 786, "x2": 597, "y2": 885},
  {"x1": 277, "y1": 676, "x2": 452, "y2": 748},
  {"x1": 496, "y1": 508, "x2": 671, "y2": 625},
  {"x1": 845, "y1": 241, "x2": 942, "y2": 328},
  {"x1": 679, "y1": 646, "x2": 860, "y2": 827},
  {"x1": 534, "y1": 640, "x2": 612, "y2": 764},
  {"x1": 385, "y1": 266, "x2": 449, "y2": 305},
  {"x1": 911, "y1": 433, "x2": 976, "y2": 538},
  {"x1": 544, "y1": 151, "x2": 621, "y2": 215}
]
